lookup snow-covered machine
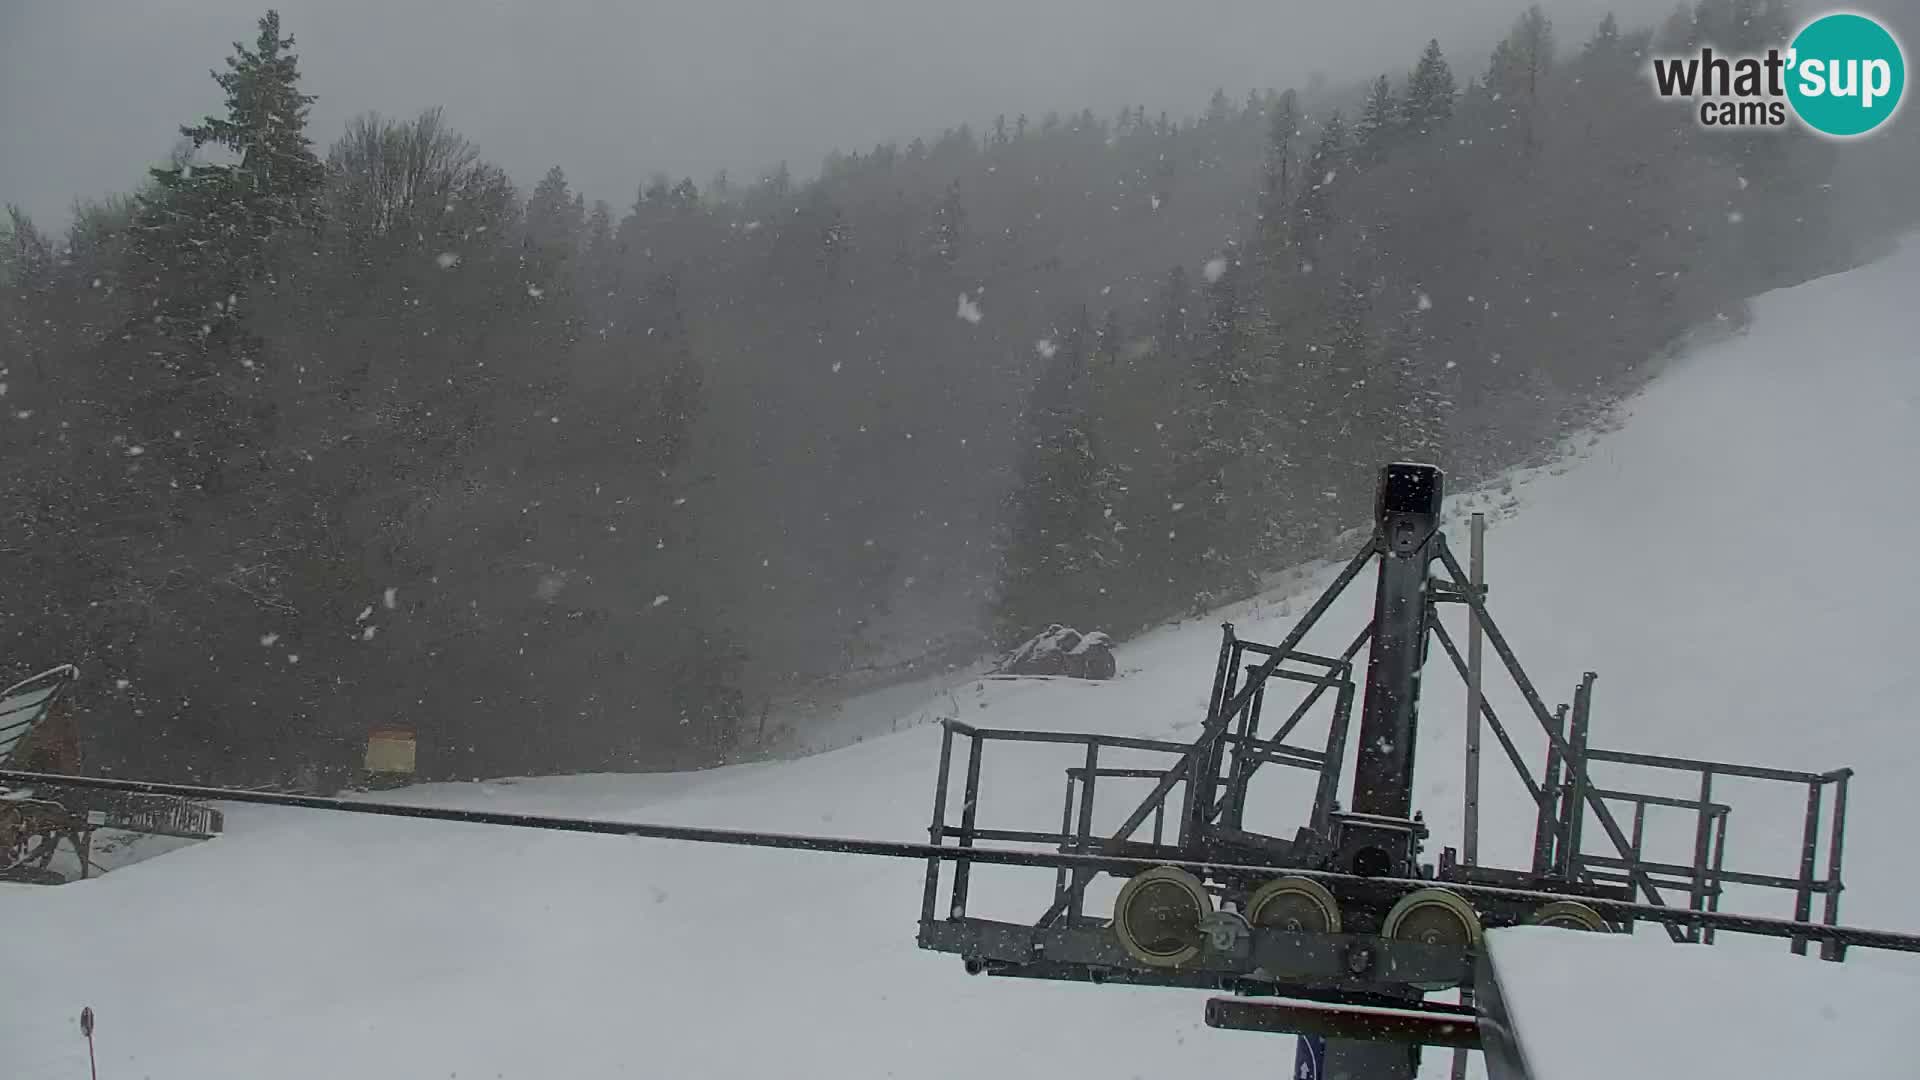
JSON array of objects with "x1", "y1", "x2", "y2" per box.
[
  {"x1": 994, "y1": 625, "x2": 1117, "y2": 680},
  {"x1": 912, "y1": 463, "x2": 1915, "y2": 1079}
]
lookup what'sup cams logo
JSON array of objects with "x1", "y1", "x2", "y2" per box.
[{"x1": 1652, "y1": 11, "x2": 1906, "y2": 136}]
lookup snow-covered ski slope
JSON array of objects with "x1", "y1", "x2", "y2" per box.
[{"x1": 6, "y1": 237, "x2": 1920, "y2": 1079}]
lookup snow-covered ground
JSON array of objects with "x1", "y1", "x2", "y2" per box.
[
  {"x1": 1489, "y1": 927, "x2": 1920, "y2": 1080},
  {"x1": 5, "y1": 237, "x2": 1920, "y2": 1078}
]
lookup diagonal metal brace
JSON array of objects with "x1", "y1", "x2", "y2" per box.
[
  {"x1": 1037, "y1": 537, "x2": 1380, "y2": 926},
  {"x1": 1433, "y1": 536, "x2": 1685, "y2": 942}
]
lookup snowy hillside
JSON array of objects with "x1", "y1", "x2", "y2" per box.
[{"x1": 6, "y1": 237, "x2": 1920, "y2": 1079}]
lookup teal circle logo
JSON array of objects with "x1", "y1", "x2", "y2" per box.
[{"x1": 1787, "y1": 13, "x2": 1905, "y2": 136}]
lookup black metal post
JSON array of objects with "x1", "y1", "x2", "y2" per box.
[
  {"x1": 1068, "y1": 741, "x2": 1099, "y2": 921},
  {"x1": 1822, "y1": 771, "x2": 1851, "y2": 961},
  {"x1": 1054, "y1": 772, "x2": 1076, "y2": 908},
  {"x1": 1704, "y1": 807, "x2": 1729, "y2": 945},
  {"x1": 1351, "y1": 499, "x2": 1438, "y2": 821},
  {"x1": 1533, "y1": 705, "x2": 1567, "y2": 876},
  {"x1": 1689, "y1": 769, "x2": 1715, "y2": 943},
  {"x1": 1564, "y1": 674, "x2": 1596, "y2": 881},
  {"x1": 952, "y1": 733, "x2": 984, "y2": 919},
  {"x1": 1630, "y1": 801, "x2": 1647, "y2": 902},
  {"x1": 1313, "y1": 679, "x2": 1356, "y2": 835},
  {"x1": 923, "y1": 723, "x2": 956, "y2": 924},
  {"x1": 1792, "y1": 781, "x2": 1822, "y2": 955}
]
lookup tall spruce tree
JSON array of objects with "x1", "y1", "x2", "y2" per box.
[{"x1": 1402, "y1": 39, "x2": 1458, "y2": 137}]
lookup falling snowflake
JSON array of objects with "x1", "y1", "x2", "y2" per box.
[
  {"x1": 383, "y1": 587, "x2": 398, "y2": 610},
  {"x1": 831, "y1": 361, "x2": 843, "y2": 373},
  {"x1": 1100, "y1": 285, "x2": 1112, "y2": 295},
  {"x1": 1417, "y1": 293, "x2": 1434, "y2": 311},
  {"x1": 1202, "y1": 258, "x2": 1228, "y2": 284},
  {"x1": 526, "y1": 284, "x2": 545, "y2": 299},
  {"x1": 114, "y1": 678, "x2": 130, "y2": 690},
  {"x1": 1150, "y1": 194, "x2": 1162, "y2": 211},
  {"x1": 286, "y1": 654, "x2": 300, "y2": 665},
  {"x1": 652, "y1": 594, "x2": 670, "y2": 607},
  {"x1": 361, "y1": 626, "x2": 377, "y2": 641},
  {"x1": 0, "y1": 383, "x2": 7, "y2": 398},
  {"x1": 126, "y1": 445, "x2": 145, "y2": 457},
  {"x1": 1727, "y1": 211, "x2": 1744, "y2": 224},
  {"x1": 1737, "y1": 176, "x2": 1750, "y2": 190},
  {"x1": 1035, "y1": 338, "x2": 1058, "y2": 359},
  {"x1": 957, "y1": 292, "x2": 984, "y2": 324},
  {"x1": 260, "y1": 633, "x2": 280, "y2": 647},
  {"x1": 356, "y1": 605, "x2": 373, "y2": 623},
  {"x1": 435, "y1": 252, "x2": 461, "y2": 270}
]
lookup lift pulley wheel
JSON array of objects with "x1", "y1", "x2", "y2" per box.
[
  {"x1": 1245, "y1": 875, "x2": 1343, "y2": 935},
  {"x1": 1113, "y1": 866, "x2": 1215, "y2": 968},
  {"x1": 1383, "y1": 887, "x2": 1483, "y2": 991},
  {"x1": 1528, "y1": 899, "x2": 1611, "y2": 932}
]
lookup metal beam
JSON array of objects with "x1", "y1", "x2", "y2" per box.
[
  {"x1": 9, "y1": 768, "x2": 1917, "y2": 954},
  {"x1": 1204, "y1": 997, "x2": 1482, "y2": 1049}
]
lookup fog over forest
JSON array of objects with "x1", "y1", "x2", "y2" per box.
[
  {"x1": 2, "y1": 0, "x2": 1916, "y2": 786},
  {"x1": 0, "y1": 0, "x2": 1686, "y2": 227}
]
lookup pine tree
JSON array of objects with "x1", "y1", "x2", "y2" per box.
[
  {"x1": 1258, "y1": 89, "x2": 1299, "y2": 250},
  {"x1": 526, "y1": 165, "x2": 584, "y2": 251},
  {"x1": 136, "y1": 10, "x2": 322, "y2": 318},
  {"x1": 1584, "y1": 11, "x2": 1622, "y2": 59},
  {"x1": 125, "y1": 9, "x2": 324, "y2": 491},
  {"x1": 1489, "y1": 5, "x2": 1556, "y2": 152},
  {"x1": 646, "y1": 271, "x2": 702, "y2": 476},
  {"x1": 1402, "y1": 39, "x2": 1458, "y2": 137},
  {"x1": 994, "y1": 310, "x2": 1117, "y2": 644},
  {"x1": 1206, "y1": 88, "x2": 1233, "y2": 125},
  {"x1": 1356, "y1": 75, "x2": 1399, "y2": 164},
  {"x1": 1294, "y1": 113, "x2": 1349, "y2": 259},
  {"x1": 1165, "y1": 245, "x2": 1270, "y2": 608}
]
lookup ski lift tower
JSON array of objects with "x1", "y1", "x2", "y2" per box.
[{"x1": 914, "y1": 462, "x2": 1882, "y2": 1079}]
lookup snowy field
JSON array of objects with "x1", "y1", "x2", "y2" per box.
[{"x1": 5, "y1": 237, "x2": 1920, "y2": 1078}]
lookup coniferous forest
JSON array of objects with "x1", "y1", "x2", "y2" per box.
[{"x1": 3, "y1": 4, "x2": 1916, "y2": 784}]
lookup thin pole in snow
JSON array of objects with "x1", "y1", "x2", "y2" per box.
[
  {"x1": 79, "y1": 1006, "x2": 96, "y2": 1080},
  {"x1": 1463, "y1": 512, "x2": 1485, "y2": 869}
]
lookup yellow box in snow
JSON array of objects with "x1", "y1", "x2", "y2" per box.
[{"x1": 364, "y1": 728, "x2": 417, "y2": 775}]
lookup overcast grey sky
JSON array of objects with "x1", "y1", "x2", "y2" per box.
[{"x1": 1, "y1": 0, "x2": 1673, "y2": 228}]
